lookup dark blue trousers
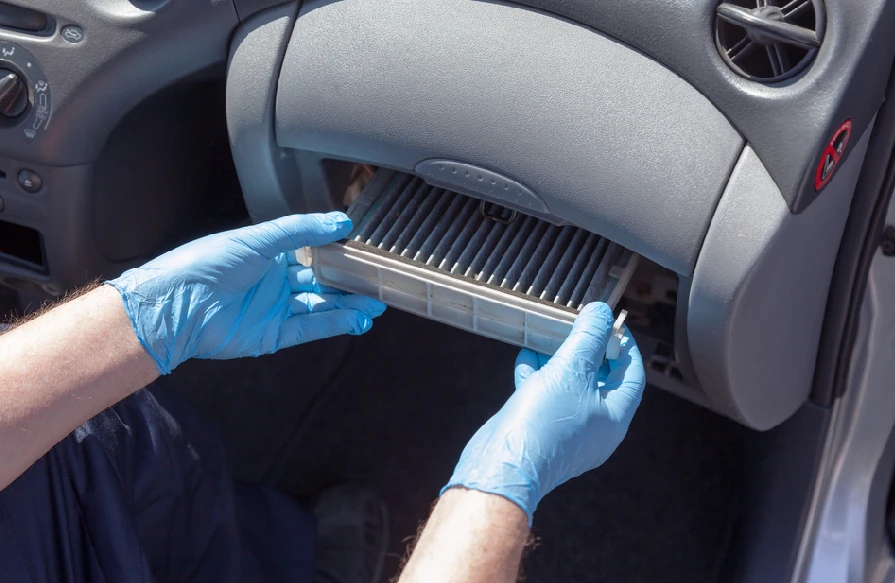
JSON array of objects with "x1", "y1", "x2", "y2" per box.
[{"x1": 0, "y1": 388, "x2": 315, "y2": 583}]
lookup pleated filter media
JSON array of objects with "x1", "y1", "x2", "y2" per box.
[{"x1": 301, "y1": 170, "x2": 638, "y2": 355}]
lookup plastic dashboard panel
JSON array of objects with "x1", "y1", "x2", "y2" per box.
[
  {"x1": 0, "y1": 0, "x2": 238, "y2": 293},
  {"x1": 508, "y1": 0, "x2": 895, "y2": 213},
  {"x1": 226, "y1": 0, "x2": 879, "y2": 429},
  {"x1": 690, "y1": 126, "x2": 871, "y2": 429},
  {"x1": 0, "y1": 0, "x2": 236, "y2": 166},
  {"x1": 271, "y1": 0, "x2": 744, "y2": 277}
]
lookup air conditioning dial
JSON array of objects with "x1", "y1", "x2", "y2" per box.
[
  {"x1": 0, "y1": 40, "x2": 51, "y2": 141},
  {"x1": 0, "y1": 69, "x2": 27, "y2": 118}
]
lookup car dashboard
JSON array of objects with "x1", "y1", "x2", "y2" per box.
[{"x1": 0, "y1": 0, "x2": 894, "y2": 431}]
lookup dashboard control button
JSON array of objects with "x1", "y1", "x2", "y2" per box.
[
  {"x1": 61, "y1": 25, "x2": 84, "y2": 44},
  {"x1": 0, "y1": 70, "x2": 26, "y2": 118},
  {"x1": 17, "y1": 169, "x2": 41, "y2": 193}
]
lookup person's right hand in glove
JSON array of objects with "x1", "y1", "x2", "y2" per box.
[
  {"x1": 400, "y1": 302, "x2": 646, "y2": 583},
  {"x1": 445, "y1": 301, "x2": 646, "y2": 522}
]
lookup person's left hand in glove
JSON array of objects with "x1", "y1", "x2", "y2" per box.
[
  {"x1": 0, "y1": 212, "x2": 384, "y2": 489},
  {"x1": 108, "y1": 211, "x2": 386, "y2": 374}
]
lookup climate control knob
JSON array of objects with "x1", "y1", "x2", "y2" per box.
[{"x1": 0, "y1": 70, "x2": 27, "y2": 118}]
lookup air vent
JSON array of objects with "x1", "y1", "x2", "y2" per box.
[
  {"x1": 715, "y1": 0, "x2": 825, "y2": 82},
  {"x1": 302, "y1": 170, "x2": 639, "y2": 355}
]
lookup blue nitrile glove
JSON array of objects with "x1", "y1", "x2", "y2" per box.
[
  {"x1": 442, "y1": 302, "x2": 646, "y2": 525},
  {"x1": 107, "y1": 212, "x2": 386, "y2": 375}
]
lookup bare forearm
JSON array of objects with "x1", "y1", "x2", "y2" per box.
[
  {"x1": 398, "y1": 488, "x2": 529, "y2": 583},
  {"x1": 0, "y1": 285, "x2": 158, "y2": 489}
]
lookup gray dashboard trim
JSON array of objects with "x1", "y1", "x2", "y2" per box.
[
  {"x1": 273, "y1": 0, "x2": 745, "y2": 275},
  {"x1": 0, "y1": 0, "x2": 237, "y2": 166},
  {"x1": 689, "y1": 125, "x2": 871, "y2": 430},
  {"x1": 226, "y1": 1, "x2": 300, "y2": 223},
  {"x1": 510, "y1": 0, "x2": 895, "y2": 213}
]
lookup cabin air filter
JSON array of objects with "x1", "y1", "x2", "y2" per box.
[{"x1": 299, "y1": 170, "x2": 638, "y2": 355}]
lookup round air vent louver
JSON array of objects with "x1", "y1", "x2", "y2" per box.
[{"x1": 715, "y1": 0, "x2": 825, "y2": 82}]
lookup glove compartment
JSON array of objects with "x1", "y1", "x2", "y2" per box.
[
  {"x1": 227, "y1": 0, "x2": 871, "y2": 430},
  {"x1": 262, "y1": 0, "x2": 743, "y2": 276}
]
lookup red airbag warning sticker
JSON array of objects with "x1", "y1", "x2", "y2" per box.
[{"x1": 815, "y1": 119, "x2": 852, "y2": 191}]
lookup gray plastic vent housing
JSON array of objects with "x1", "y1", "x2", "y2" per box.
[{"x1": 301, "y1": 171, "x2": 638, "y2": 355}]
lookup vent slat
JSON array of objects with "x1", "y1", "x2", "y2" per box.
[
  {"x1": 475, "y1": 217, "x2": 524, "y2": 282},
  {"x1": 429, "y1": 197, "x2": 479, "y2": 267},
  {"x1": 345, "y1": 173, "x2": 630, "y2": 313},
  {"x1": 463, "y1": 221, "x2": 507, "y2": 278},
  {"x1": 581, "y1": 242, "x2": 622, "y2": 306},
  {"x1": 380, "y1": 180, "x2": 431, "y2": 251},
  {"x1": 539, "y1": 228, "x2": 589, "y2": 302},
  {"x1": 400, "y1": 188, "x2": 452, "y2": 258},
  {"x1": 525, "y1": 227, "x2": 575, "y2": 296},
  {"x1": 414, "y1": 194, "x2": 465, "y2": 262},
  {"x1": 487, "y1": 216, "x2": 538, "y2": 286},
  {"x1": 450, "y1": 218, "x2": 492, "y2": 274},
  {"x1": 504, "y1": 221, "x2": 550, "y2": 289},
  {"x1": 556, "y1": 233, "x2": 601, "y2": 306},
  {"x1": 390, "y1": 184, "x2": 441, "y2": 254},
  {"x1": 356, "y1": 173, "x2": 412, "y2": 243},
  {"x1": 569, "y1": 237, "x2": 610, "y2": 308},
  {"x1": 513, "y1": 224, "x2": 561, "y2": 293},
  {"x1": 368, "y1": 177, "x2": 420, "y2": 247}
]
